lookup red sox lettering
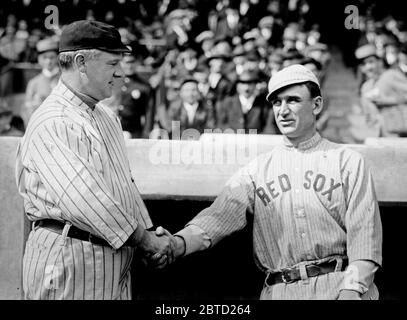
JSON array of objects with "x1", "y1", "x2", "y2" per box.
[{"x1": 255, "y1": 171, "x2": 342, "y2": 206}]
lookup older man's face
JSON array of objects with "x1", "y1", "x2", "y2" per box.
[{"x1": 85, "y1": 51, "x2": 124, "y2": 100}]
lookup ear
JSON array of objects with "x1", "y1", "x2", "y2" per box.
[
  {"x1": 74, "y1": 53, "x2": 86, "y2": 73},
  {"x1": 312, "y1": 96, "x2": 323, "y2": 116}
]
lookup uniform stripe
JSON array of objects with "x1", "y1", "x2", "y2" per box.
[
  {"x1": 17, "y1": 81, "x2": 153, "y2": 300},
  {"x1": 188, "y1": 132, "x2": 382, "y2": 299}
]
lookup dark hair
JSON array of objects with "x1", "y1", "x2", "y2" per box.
[{"x1": 303, "y1": 81, "x2": 321, "y2": 98}]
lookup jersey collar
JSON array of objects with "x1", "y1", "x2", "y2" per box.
[
  {"x1": 283, "y1": 132, "x2": 322, "y2": 151},
  {"x1": 60, "y1": 79, "x2": 99, "y2": 111}
]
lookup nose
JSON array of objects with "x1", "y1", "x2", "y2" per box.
[
  {"x1": 114, "y1": 63, "x2": 125, "y2": 79},
  {"x1": 279, "y1": 100, "x2": 290, "y2": 116}
]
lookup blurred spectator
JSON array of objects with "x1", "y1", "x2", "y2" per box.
[
  {"x1": 0, "y1": 102, "x2": 24, "y2": 137},
  {"x1": 0, "y1": 24, "x2": 25, "y2": 62},
  {"x1": 195, "y1": 30, "x2": 215, "y2": 58},
  {"x1": 356, "y1": 43, "x2": 407, "y2": 137},
  {"x1": 267, "y1": 48, "x2": 284, "y2": 76},
  {"x1": 164, "y1": 77, "x2": 215, "y2": 139},
  {"x1": 105, "y1": 53, "x2": 155, "y2": 139},
  {"x1": 304, "y1": 43, "x2": 330, "y2": 68},
  {"x1": 216, "y1": 70, "x2": 279, "y2": 134},
  {"x1": 383, "y1": 40, "x2": 400, "y2": 68},
  {"x1": 209, "y1": 0, "x2": 239, "y2": 39},
  {"x1": 24, "y1": 37, "x2": 60, "y2": 123},
  {"x1": 19, "y1": 28, "x2": 42, "y2": 63},
  {"x1": 206, "y1": 53, "x2": 233, "y2": 107},
  {"x1": 397, "y1": 44, "x2": 407, "y2": 76},
  {"x1": 0, "y1": 0, "x2": 338, "y2": 140}
]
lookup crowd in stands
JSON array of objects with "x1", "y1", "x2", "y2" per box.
[
  {"x1": 350, "y1": 11, "x2": 407, "y2": 141},
  {"x1": 2, "y1": 0, "x2": 406, "y2": 142}
]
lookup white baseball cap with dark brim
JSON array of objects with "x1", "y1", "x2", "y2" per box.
[{"x1": 266, "y1": 64, "x2": 320, "y2": 102}]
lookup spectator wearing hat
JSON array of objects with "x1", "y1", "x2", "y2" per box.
[
  {"x1": 396, "y1": 43, "x2": 407, "y2": 77},
  {"x1": 195, "y1": 30, "x2": 215, "y2": 59},
  {"x1": 208, "y1": 1, "x2": 239, "y2": 39},
  {"x1": 16, "y1": 20, "x2": 175, "y2": 300},
  {"x1": 105, "y1": 52, "x2": 155, "y2": 139},
  {"x1": 164, "y1": 77, "x2": 215, "y2": 139},
  {"x1": 216, "y1": 70, "x2": 279, "y2": 134},
  {"x1": 206, "y1": 53, "x2": 233, "y2": 108},
  {"x1": 267, "y1": 49, "x2": 284, "y2": 76},
  {"x1": 383, "y1": 40, "x2": 400, "y2": 68},
  {"x1": 282, "y1": 48, "x2": 304, "y2": 69},
  {"x1": 282, "y1": 26, "x2": 297, "y2": 52},
  {"x1": 304, "y1": 43, "x2": 330, "y2": 69},
  {"x1": 258, "y1": 15, "x2": 283, "y2": 47},
  {"x1": 24, "y1": 37, "x2": 60, "y2": 123},
  {"x1": 356, "y1": 43, "x2": 407, "y2": 137}
]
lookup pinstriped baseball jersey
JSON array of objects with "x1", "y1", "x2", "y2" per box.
[
  {"x1": 185, "y1": 132, "x2": 382, "y2": 299},
  {"x1": 16, "y1": 80, "x2": 152, "y2": 299}
]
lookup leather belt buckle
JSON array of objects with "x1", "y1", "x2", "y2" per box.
[{"x1": 281, "y1": 268, "x2": 296, "y2": 284}]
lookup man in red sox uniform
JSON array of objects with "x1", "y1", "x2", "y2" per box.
[
  {"x1": 16, "y1": 20, "x2": 175, "y2": 300},
  {"x1": 160, "y1": 64, "x2": 383, "y2": 300}
]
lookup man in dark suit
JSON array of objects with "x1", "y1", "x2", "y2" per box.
[
  {"x1": 216, "y1": 70, "x2": 280, "y2": 134},
  {"x1": 206, "y1": 53, "x2": 233, "y2": 108},
  {"x1": 111, "y1": 53, "x2": 155, "y2": 138},
  {"x1": 165, "y1": 77, "x2": 215, "y2": 139}
]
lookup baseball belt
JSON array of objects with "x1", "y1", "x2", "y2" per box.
[
  {"x1": 34, "y1": 219, "x2": 110, "y2": 247},
  {"x1": 266, "y1": 258, "x2": 348, "y2": 286}
]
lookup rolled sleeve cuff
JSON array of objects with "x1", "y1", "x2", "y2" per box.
[
  {"x1": 108, "y1": 220, "x2": 138, "y2": 250},
  {"x1": 175, "y1": 224, "x2": 211, "y2": 256}
]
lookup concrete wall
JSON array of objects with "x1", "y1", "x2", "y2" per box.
[
  {"x1": 1, "y1": 136, "x2": 406, "y2": 299},
  {"x1": 0, "y1": 137, "x2": 29, "y2": 300}
]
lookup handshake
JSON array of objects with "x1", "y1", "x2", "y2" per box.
[{"x1": 130, "y1": 225, "x2": 185, "y2": 269}]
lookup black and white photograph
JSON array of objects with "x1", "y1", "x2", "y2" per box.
[{"x1": 0, "y1": 0, "x2": 404, "y2": 313}]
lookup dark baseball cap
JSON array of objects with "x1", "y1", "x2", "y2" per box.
[{"x1": 59, "y1": 20, "x2": 131, "y2": 54}]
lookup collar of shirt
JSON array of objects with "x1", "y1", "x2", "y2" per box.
[
  {"x1": 283, "y1": 131, "x2": 322, "y2": 151},
  {"x1": 61, "y1": 79, "x2": 99, "y2": 110},
  {"x1": 183, "y1": 102, "x2": 199, "y2": 124},
  {"x1": 239, "y1": 94, "x2": 255, "y2": 114}
]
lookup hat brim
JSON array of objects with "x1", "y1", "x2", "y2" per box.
[
  {"x1": 266, "y1": 80, "x2": 319, "y2": 102},
  {"x1": 356, "y1": 53, "x2": 379, "y2": 61},
  {"x1": 206, "y1": 55, "x2": 231, "y2": 62},
  {"x1": 237, "y1": 79, "x2": 258, "y2": 84},
  {"x1": 59, "y1": 45, "x2": 131, "y2": 54}
]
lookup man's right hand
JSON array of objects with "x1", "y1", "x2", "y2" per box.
[{"x1": 127, "y1": 225, "x2": 177, "y2": 268}]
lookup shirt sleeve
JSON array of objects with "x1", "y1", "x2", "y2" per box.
[
  {"x1": 341, "y1": 259, "x2": 379, "y2": 294},
  {"x1": 341, "y1": 149, "x2": 383, "y2": 266},
  {"x1": 182, "y1": 158, "x2": 258, "y2": 249},
  {"x1": 28, "y1": 118, "x2": 138, "y2": 249},
  {"x1": 175, "y1": 224, "x2": 211, "y2": 256}
]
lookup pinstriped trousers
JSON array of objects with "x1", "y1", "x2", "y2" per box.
[{"x1": 23, "y1": 226, "x2": 133, "y2": 300}]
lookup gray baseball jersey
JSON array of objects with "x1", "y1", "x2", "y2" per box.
[{"x1": 179, "y1": 132, "x2": 382, "y2": 299}]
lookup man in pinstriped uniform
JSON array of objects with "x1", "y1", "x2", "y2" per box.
[
  {"x1": 162, "y1": 64, "x2": 383, "y2": 300},
  {"x1": 15, "y1": 20, "x2": 175, "y2": 300}
]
